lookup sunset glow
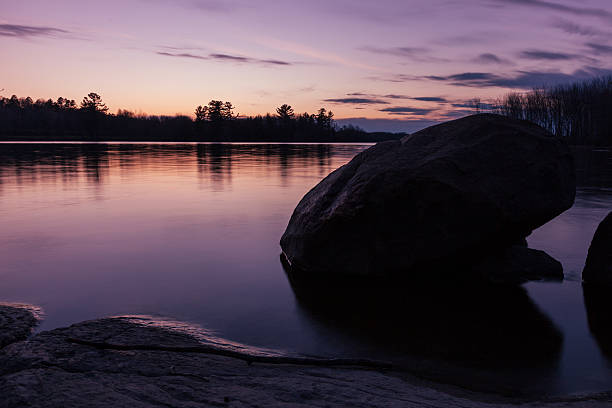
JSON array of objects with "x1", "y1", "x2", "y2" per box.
[{"x1": 2, "y1": 0, "x2": 612, "y2": 131}]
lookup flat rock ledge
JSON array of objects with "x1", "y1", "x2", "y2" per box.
[
  {"x1": 0, "y1": 303, "x2": 41, "y2": 349},
  {"x1": 1, "y1": 316, "x2": 611, "y2": 408}
]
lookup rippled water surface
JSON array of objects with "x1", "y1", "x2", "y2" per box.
[{"x1": 0, "y1": 142, "x2": 611, "y2": 396}]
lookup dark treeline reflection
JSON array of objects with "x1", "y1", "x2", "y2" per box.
[
  {"x1": 496, "y1": 76, "x2": 612, "y2": 146},
  {"x1": 0, "y1": 143, "x2": 357, "y2": 190},
  {"x1": 0, "y1": 94, "x2": 403, "y2": 142},
  {"x1": 281, "y1": 257, "x2": 562, "y2": 394}
]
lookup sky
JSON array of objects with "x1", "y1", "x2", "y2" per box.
[{"x1": 1, "y1": 0, "x2": 612, "y2": 132}]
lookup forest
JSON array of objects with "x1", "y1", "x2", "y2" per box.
[
  {"x1": 493, "y1": 75, "x2": 612, "y2": 146},
  {"x1": 0, "y1": 94, "x2": 403, "y2": 142}
]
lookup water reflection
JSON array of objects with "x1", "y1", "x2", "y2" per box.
[
  {"x1": 0, "y1": 143, "x2": 343, "y2": 193},
  {"x1": 281, "y1": 255, "x2": 563, "y2": 393},
  {"x1": 1, "y1": 142, "x2": 611, "y2": 396}
]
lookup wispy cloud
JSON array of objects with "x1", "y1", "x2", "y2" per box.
[
  {"x1": 190, "y1": 0, "x2": 239, "y2": 12},
  {"x1": 360, "y1": 45, "x2": 448, "y2": 62},
  {"x1": 345, "y1": 92, "x2": 448, "y2": 103},
  {"x1": 519, "y1": 49, "x2": 577, "y2": 60},
  {"x1": 156, "y1": 51, "x2": 207, "y2": 60},
  {"x1": 380, "y1": 106, "x2": 436, "y2": 116},
  {"x1": 148, "y1": 0, "x2": 241, "y2": 13},
  {"x1": 586, "y1": 43, "x2": 612, "y2": 55},
  {"x1": 324, "y1": 97, "x2": 389, "y2": 104},
  {"x1": 490, "y1": 0, "x2": 612, "y2": 20},
  {"x1": 411, "y1": 96, "x2": 448, "y2": 102},
  {"x1": 157, "y1": 50, "x2": 292, "y2": 66},
  {"x1": 551, "y1": 19, "x2": 607, "y2": 37},
  {"x1": 473, "y1": 53, "x2": 509, "y2": 64},
  {"x1": 0, "y1": 23, "x2": 69, "y2": 38},
  {"x1": 423, "y1": 66, "x2": 612, "y2": 88}
]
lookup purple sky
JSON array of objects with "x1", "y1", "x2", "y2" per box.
[{"x1": 1, "y1": 0, "x2": 611, "y2": 132}]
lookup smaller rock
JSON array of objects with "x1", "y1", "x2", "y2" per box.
[
  {"x1": 0, "y1": 304, "x2": 40, "y2": 348},
  {"x1": 473, "y1": 246, "x2": 563, "y2": 285},
  {"x1": 583, "y1": 212, "x2": 612, "y2": 285}
]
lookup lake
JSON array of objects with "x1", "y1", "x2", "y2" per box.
[{"x1": 0, "y1": 142, "x2": 611, "y2": 397}]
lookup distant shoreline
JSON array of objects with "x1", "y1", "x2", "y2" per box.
[{"x1": 0, "y1": 134, "x2": 404, "y2": 143}]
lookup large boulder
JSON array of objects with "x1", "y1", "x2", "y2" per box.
[
  {"x1": 582, "y1": 211, "x2": 612, "y2": 285},
  {"x1": 280, "y1": 114, "x2": 575, "y2": 278}
]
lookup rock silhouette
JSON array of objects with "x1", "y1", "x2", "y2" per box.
[
  {"x1": 582, "y1": 211, "x2": 612, "y2": 285},
  {"x1": 281, "y1": 114, "x2": 575, "y2": 281}
]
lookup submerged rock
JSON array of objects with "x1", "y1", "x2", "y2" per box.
[
  {"x1": 0, "y1": 304, "x2": 40, "y2": 348},
  {"x1": 281, "y1": 114, "x2": 575, "y2": 279},
  {"x1": 582, "y1": 211, "x2": 612, "y2": 285}
]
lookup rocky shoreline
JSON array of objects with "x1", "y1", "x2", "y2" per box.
[{"x1": 1, "y1": 303, "x2": 611, "y2": 408}]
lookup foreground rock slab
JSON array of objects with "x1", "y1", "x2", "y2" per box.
[
  {"x1": 1, "y1": 316, "x2": 611, "y2": 408},
  {"x1": 0, "y1": 303, "x2": 40, "y2": 349},
  {"x1": 281, "y1": 114, "x2": 575, "y2": 279},
  {"x1": 583, "y1": 211, "x2": 612, "y2": 285}
]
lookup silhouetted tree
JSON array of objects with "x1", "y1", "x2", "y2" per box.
[
  {"x1": 80, "y1": 93, "x2": 108, "y2": 114},
  {"x1": 494, "y1": 75, "x2": 612, "y2": 145},
  {"x1": 276, "y1": 104, "x2": 295, "y2": 120},
  {"x1": 0, "y1": 93, "x2": 404, "y2": 142},
  {"x1": 315, "y1": 108, "x2": 334, "y2": 129},
  {"x1": 207, "y1": 100, "x2": 224, "y2": 122},
  {"x1": 223, "y1": 102, "x2": 236, "y2": 120},
  {"x1": 194, "y1": 105, "x2": 208, "y2": 123}
]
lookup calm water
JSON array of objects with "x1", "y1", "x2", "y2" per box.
[{"x1": 0, "y1": 142, "x2": 611, "y2": 396}]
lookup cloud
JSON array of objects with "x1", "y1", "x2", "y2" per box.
[
  {"x1": 259, "y1": 59, "x2": 291, "y2": 66},
  {"x1": 473, "y1": 53, "x2": 508, "y2": 64},
  {"x1": 552, "y1": 19, "x2": 606, "y2": 37},
  {"x1": 156, "y1": 51, "x2": 208, "y2": 60},
  {"x1": 344, "y1": 93, "x2": 448, "y2": 103},
  {"x1": 149, "y1": 0, "x2": 241, "y2": 13},
  {"x1": 324, "y1": 97, "x2": 389, "y2": 104},
  {"x1": 519, "y1": 49, "x2": 577, "y2": 60},
  {"x1": 423, "y1": 67, "x2": 612, "y2": 89},
  {"x1": 360, "y1": 45, "x2": 447, "y2": 62},
  {"x1": 586, "y1": 43, "x2": 612, "y2": 55},
  {"x1": 190, "y1": 0, "x2": 238, "y2": 12},
  {"x1": 411, "y1": 96, "x2": 448, "y2": 102},
  {"x1": 383, "y1": 94, "x2": 411, "y2": 99},
  {"x1": 209, "y1": 53, "x2": 250, "y2": 62},
  {"x1": 0, "y1": 24, "x2": 68, "y2": 38},
  {"x1": 491, "y1": 0, "x2": 612, "y2": 20},
  {"x1": 380, "y1": 106, "x2": 436, "y2": 116},
  {"x1": 157, "y1": 50, "x2": 292, "y2": 66}
]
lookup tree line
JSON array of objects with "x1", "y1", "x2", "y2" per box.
[
  {"x1": 0, "y1": 93, "x2": 403, "y2": 142},
  {"x1": 488, "y1": 75, "x2": 612, "y2": 145}
]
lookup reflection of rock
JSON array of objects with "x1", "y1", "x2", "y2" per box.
[
  {"x1": 0, "y1": 304, "x2": 40, "y2": 349},
  {"x1": 473, "y1": 246, "x2": 563, "y2": 285},
  {"x1": 281, "y1": 254, "x2": 563, "y2": 367},
  {"x1": 281, "y1": 114, "x2": 575, "y2": 281},
  {"x1": 583, "y1": 211, "x2": 612, "y2": 285},
  {"x1": 584, "y1": 284, "x2": 612, "y2": 361}
]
